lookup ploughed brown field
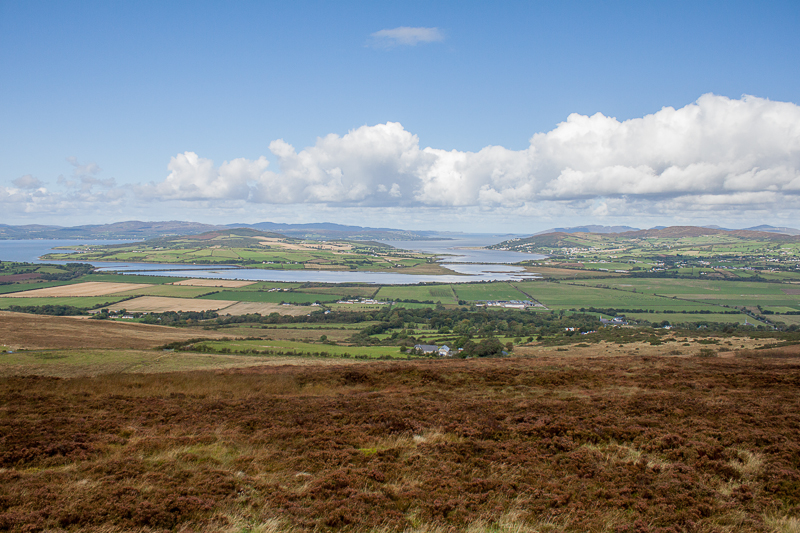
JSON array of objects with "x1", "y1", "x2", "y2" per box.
[
  {"x1": 1, "y1": 352, "x2": 799, "y2": 532},
  {"x1": 219, "y1": 302, "x2": 312, "y2": 317}
]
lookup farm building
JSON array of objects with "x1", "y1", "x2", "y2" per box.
[{"x1": 413, "y1": 344, "x2": 439, "y2": 354}]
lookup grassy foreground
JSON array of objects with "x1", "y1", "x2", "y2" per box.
[{"x1": 1, "y1": 352, "x2": 800, "y2": 532}]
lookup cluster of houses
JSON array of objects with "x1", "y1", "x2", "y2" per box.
[
  {"x1": 600, "y1": 316, "x2": 628, "y2": 325},
  {"x1": 413, "y1": 344, "x2": 458, "y2": 357},
  {"x1": 336, "y1": 298, "x2": 388, "y2": 305},
  {"x1": 475, "y1": 300, "x2": 540, "y2": 309}
]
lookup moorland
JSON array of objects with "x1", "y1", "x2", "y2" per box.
[
  {"x1": 1, "y1": 313, "x2": 800, "y2": 532},
  {"x1": 1, "y1": 225, "x2": 800, "y2": 531}
]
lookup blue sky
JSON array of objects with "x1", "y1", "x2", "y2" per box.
[{"x1": 2, "y1": 0, "x2": 799, "y2": 232}]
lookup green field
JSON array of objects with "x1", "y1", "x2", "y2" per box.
[
  {"x1": 220, "y1": 281, "x2": 303, "y2": 291},
  {"x1": 199, "y1": 290, "x2": 340, "y2": 304},
  {"x1": 512, "y1": 281, "x2": 725, "y2": 313},
  {"x1": 0, "y1": 281, "x2": 75, "y2": 294},
  {"x1": 376, "y1": 283, "x2": 516, "y2": 304},
  {"x1": 427, "y1": 285, "x2": 457, "y2": 303},
  {"x1": 390, "y1": 302, "x2": 438, "y2": 309},
  {"x1": 258, "y1": 322, "x2": 380, "y2": 330},
  {"x1": 0, "y1": 296, "x2": 129, "y2": 309},
  {"x1": 375, "y1": 285, "x2": 451, "y2": 302},
  {"x1": 328, "y1": 303, "x2": 391, "y2": 311},
  {"x1": 294, "y1": 285, "x2": 379, "y2": 298},
  {"x1": 757, "y1": 271, "x2": 800, "y2": 281},
  {"x1": 192, "y1": 339, "x2": 410, "y2": 358},
  {"x1": 773, "y1": 314, "x2": 800, "y2": 326},
  {"x1": 620, "y1": 312, "x2": 749, "y2": 324},
  {"x1": 763, "y1": 306, "x2": 800, "y2": 313},
  {"x1": 81, "y1": 273, "x2": 189, "y2": 284},
  {"x1": 578, "y1": 278, "x2": 800, "y2": 308},
  {"x1": 453, "y1": 282, "x2": 528, "y2": 302}
]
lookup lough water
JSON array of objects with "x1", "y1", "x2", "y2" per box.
[
  {"x1": 0, "y1": 237, "x2": 544, "y2": 285},
  {"x1": 379, "y1": 235, "x2": 540, "y2": 264}
]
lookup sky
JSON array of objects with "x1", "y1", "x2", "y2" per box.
[{"x1": 1, "y1": 0, "x2": 799, "y2": 233}]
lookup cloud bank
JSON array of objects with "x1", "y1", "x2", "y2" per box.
[
  {"x1": 140, "y1": 94, "x2": 800, "y2": 212},
  {"x1": 4, "y1": 94, "x2": 800, "y2": 225}
]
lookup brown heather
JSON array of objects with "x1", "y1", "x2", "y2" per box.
[{"x1": 1, "y1": 353, "x2": 799, "y2": 532}]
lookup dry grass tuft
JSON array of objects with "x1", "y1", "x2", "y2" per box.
[
  {"x1": 728, "y1": 448, "x2": 764, "y2": 479},
  {"x1": 764, "y1": 514, "x2": 800, "y2": 533}
]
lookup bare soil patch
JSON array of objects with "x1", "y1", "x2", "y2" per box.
[
  {"x1": 4, "y1": 281, "x2": 153, "y2": 297},
  {"x1": 0, "y1": 311, "x2": 229, "y2": 350},
  {"x1": 0, "y1": 273, "x2": 43, "y2": 282},
  {"x1": 104, "y1": 296, "x2": 237, "y2": 313},
  {"x1": 170, "y1": 279, "x2": 255, "y2": 288}
]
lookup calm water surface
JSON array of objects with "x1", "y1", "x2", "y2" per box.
[
  {"x1": 381, "y1": 236, "x2": 543, "y2": 263},
  {"x1": 0, "y1": 237, "x2": 544, "y2": 285}
]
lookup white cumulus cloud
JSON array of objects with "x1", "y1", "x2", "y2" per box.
[
  {"x1": 143, "y1": 94, "x2": 799, "y2": 219},
  {"x1": 140, "y1": 152, "x2": 270, "y2": 200}
]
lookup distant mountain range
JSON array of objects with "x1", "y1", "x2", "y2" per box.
[
  {"x1": 1, "y1": 220, "x2": 797, "y2": 241},
  {"x1": 231, "y1": 222, "x2": 443, "y2": 241},
  {"x1": 490, "y1": 225, "x2": 800, "y2": 253},
  {"x1": 533, "y1": 225, "x2": 640, "y2": 235},
  {"x1": 534, "y1": 224, "x2": 800, "y2": 236},
  {"x1": 739, "y1": 225, "x2": 800, "y2": 236},
  {"x1": 0, "y1": 220, "x2": 444, "y2": 241}
]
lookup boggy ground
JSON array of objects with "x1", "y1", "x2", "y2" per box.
[{"x1": 1, "y1": 354, "x2": 800, "y2": 532}]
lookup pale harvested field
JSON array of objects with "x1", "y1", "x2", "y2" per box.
[
  {"x1": 258, "y1": 237, "x2": 352, "y2": 252},
  {"x1": 4, "y1": 281, "x2": 153, "y2": 298},
  {"x1": 775, "y1": 314, "x2": 800, "y2": 326},
  {"x1": 0, "y1": 311, "x2": 231, "y2": 350},
  {"x1": 170, "y1": 278, "x2": 255, "y2": 288},
  {"x1": 104, "y1": 296, "x2": 237, "y2": 313},
  {"x1": 220, "y1": 301, "x2": 311, "y2": 316}
]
